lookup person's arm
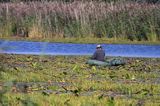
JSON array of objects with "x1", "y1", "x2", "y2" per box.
[{"x1": 91, "y1": 51, "x2": 97, "y2": 59}]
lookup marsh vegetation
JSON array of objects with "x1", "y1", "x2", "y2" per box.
[
  {"x1": 0, "y1": 0, "x2": 160, "y2": 105},
  {"x1": 0, "y1": 54, "x2": 160, "y2": 105},
  {"x1": 0, "y1": 0, "x2": 160, "y2": 42}
]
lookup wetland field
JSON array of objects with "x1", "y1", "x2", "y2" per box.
[
  {"x1": 0, "y1": 54, "x2": 160, "y2": 106},
  {"x1": 0, "y1": 0, "x2": 160, "y2": 105}
]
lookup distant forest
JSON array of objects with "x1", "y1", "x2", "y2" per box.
[{"x1": 0, "y1": 0, "x2": 159, "y2": 3}]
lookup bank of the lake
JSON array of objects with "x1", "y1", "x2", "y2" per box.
[{"x1": 1, "y1": 37, "x2": 160, "y2": 45}]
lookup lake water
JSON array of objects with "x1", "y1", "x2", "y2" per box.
[{"x1": 0, "y1": 40, "x2": 160, "y2": 58}]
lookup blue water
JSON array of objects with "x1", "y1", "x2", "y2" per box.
[{"x1": 0, "y1": 40, "x2": 160, "y2": 58}]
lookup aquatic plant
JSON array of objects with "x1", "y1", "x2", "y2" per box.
[
  {"x1": 0, "y1": 1, "x2": 159, "y2": 41},
  {"x1": 0, "y1": 54, "x2": 160, "y2": 105}
]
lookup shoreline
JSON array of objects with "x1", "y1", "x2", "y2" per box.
[
  {"x1": 1, "y1": 53, "x2": 160, "y2": 59},
  {"x1": 1, "y1": 37, "x2": 160, "y2": 45}
]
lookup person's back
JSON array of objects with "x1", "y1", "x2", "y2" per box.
[{"x1": 91, "y1": 45, "x2": 105, "y2": 61}]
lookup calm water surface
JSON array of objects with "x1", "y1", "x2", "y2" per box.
[{"x1": 0, "y1": 40, "x2": 160, "y2": 58}]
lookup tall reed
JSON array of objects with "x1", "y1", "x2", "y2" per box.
[{"x1": 0, "y1": 1, "x2": 159, "y2": 41}]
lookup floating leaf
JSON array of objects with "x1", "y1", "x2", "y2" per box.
[
  {"x1": 107, "y1": 96, "x2": 115, "y2": 106},
  {"x1": 72, "y1": 65, "x2": 78, "y2": 71},
  {"x1": 131, "y1": 75, "x2": 135, "y2": 80},
  {"x1": 92, "y1": 66, "x2": 96, "y2": 71}
]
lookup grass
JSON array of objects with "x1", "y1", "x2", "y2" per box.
[
  {"x1": 1, "y1": 36, "x2": 160, "y2": 45},
  {"x1": 0, "y1": 1, "x2": 160, "y2": 42},
  {"x1": 0, "y1": 54, "x2": 160, "y2": 105},
  {"x1": 0, "y1": 0, "x2": 160, "y2": 105}
]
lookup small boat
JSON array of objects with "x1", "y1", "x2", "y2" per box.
[{"x1": 86, "y1": 58, "x2": 125, "y2": 66}]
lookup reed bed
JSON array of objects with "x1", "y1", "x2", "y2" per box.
[{"x1": 0, "y1": 1, "x2": 160, "y2": 41}]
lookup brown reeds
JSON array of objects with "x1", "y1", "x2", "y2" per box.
[{"x1": 0, "y1": 1, "x2": 159, "y2": 41}]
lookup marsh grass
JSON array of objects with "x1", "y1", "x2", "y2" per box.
[
  {"x1": 0, "y1": 54, "x2": 160, "y2": 105},
  {"x1": 0, "y1": 1, "x2": 160, "y2": 41}
]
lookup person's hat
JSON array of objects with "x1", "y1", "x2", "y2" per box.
[{"x1": 96, "y1": 44, "x2": 102, "y2": 48}]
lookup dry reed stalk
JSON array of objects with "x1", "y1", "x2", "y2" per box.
[{"x1": 0, "y1": 1, "x2": 159, "y2": 40}]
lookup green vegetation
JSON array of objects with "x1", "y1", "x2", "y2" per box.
[
  {"x1": 0, "y1": 1, "x2": 160, "y2": 42},
  {"x1": 0, "y1": 0, "x2": 160, "y2": 105},
  {"x1": 2, "y1": 37, "x2": 160, "y2": 45},
  {"x1": 0, "y1": 54, "x2": 160, "y2": 105}
]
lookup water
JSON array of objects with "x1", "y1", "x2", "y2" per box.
[{"x1": 0, "y1": 40, "x2": 160, "y2": 58}]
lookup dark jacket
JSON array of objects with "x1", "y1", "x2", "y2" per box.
[{"x1": 91, "y1": 49, "x2": 105, "y2": 61}]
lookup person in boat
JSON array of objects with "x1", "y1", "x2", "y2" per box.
[{"x1": 91, "y1": 44, "x2": 105, "y2": 62}]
